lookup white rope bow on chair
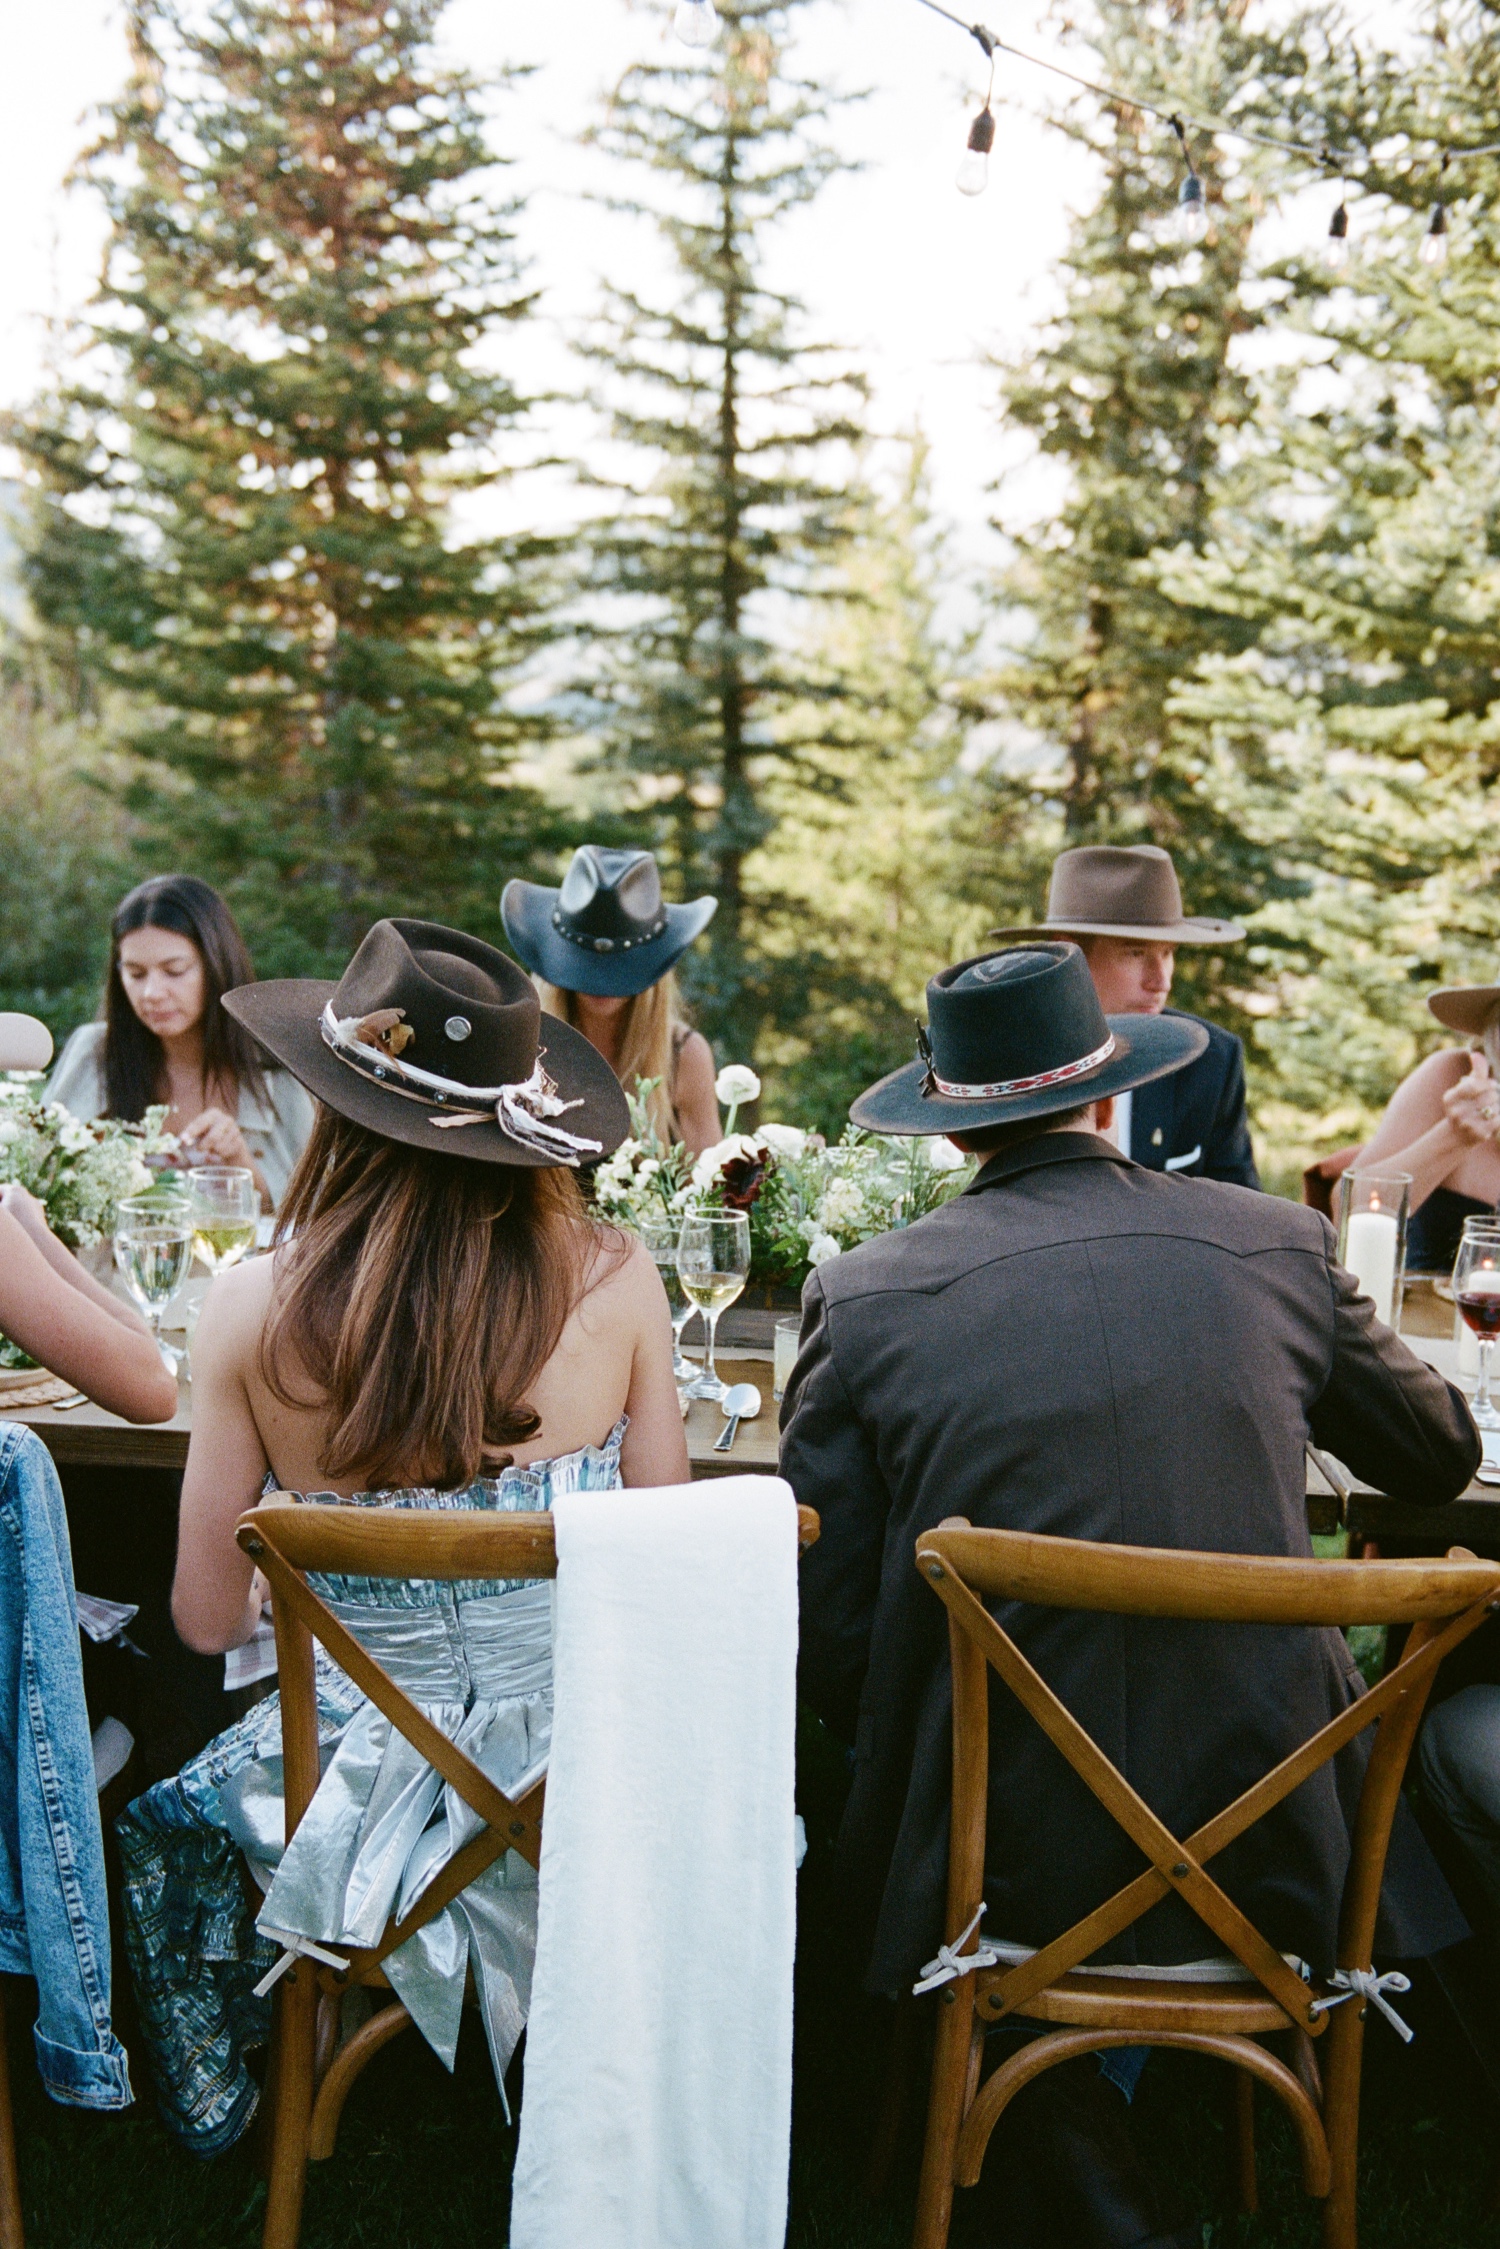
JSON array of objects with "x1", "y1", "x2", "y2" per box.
[
  {"x1": 912, "y1": 1902, "x2": 1002, "y2": 1997},
  {"x1": 1309, "y1": 1966, "x2": 1415, "y2": 2043},
  {"x1": 252, "y1": 1928, "x2": 351, "y2": 2000}
]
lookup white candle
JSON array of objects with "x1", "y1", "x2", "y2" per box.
[{"x1": 1345, "y1": 1208, "x2": 1399, "y2": 1326}]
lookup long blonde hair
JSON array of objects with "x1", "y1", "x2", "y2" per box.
[{"x1": 539, "y1": 971, "x2": 690, "y2": 1143}]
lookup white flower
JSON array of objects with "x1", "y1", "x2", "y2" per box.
[
  {"x1": 714, "y1": 1064, "x2": 761, "y2": 1107},
  {"x1": 807, "y1": 1232, "x2": 842, "y2": 1267},
  {"x1": 0, "y1": 1123, "x2": 20, "y2": 1147},
  {"x1": 758, "y1": 1122, "x2": 807, "y2": 1158},
  {"x1": 819, "y1": 1177, "x2": 868, "y2": 1230},
  {"x1": 691, "y1": 1133, "x2": 765, "y2": 1192},
  {"x1": 58, "y1": 1121, "x2": 92, "y2": 1154},
  {"x1": 925, "y1": 1137, "x2": 968, "y2": 1172}
]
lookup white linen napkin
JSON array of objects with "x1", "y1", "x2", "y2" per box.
[{"x1": 510, "y1": 1475, "x2": 800, "y2": 2249}]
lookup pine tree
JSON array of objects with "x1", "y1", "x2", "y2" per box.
[
  {"x1": 9, "y1": 0, "x2": 558, "y2": 976},
  {"x1": 974, "y1": 0, "x2": 1333, "y2": 1037},
  {"x1": 575, "y1": 0, "x2": 868, "y2": 1066}
]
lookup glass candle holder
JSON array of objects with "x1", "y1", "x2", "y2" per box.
[{"x1": 1335, "y1": 1168, "x2": 1411, "y2": 1329}]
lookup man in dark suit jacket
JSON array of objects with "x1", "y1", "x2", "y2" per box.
[
  {"x1": 993, "y1": 843, "x2": 1258, "y2": 1187},
  {"x1": 782, "y1": 943, "x2": 1478, "y2": 2249}
]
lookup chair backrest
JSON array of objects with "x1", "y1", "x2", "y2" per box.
[
  {"x1": 239, "y1": 1498, "x2": 821, "y2": 1988},
  {"x1": 916, "y1": 1519, "x2": 1500, "y2": 2037}
]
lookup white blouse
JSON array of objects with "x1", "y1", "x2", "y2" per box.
[{"x1": 46, "y1": 1021, "x2": 316, "y2": 1210}]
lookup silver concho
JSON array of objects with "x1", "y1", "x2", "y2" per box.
[{"x1": 444, "y1": 1016, "x2": 473, "y2": 1042}]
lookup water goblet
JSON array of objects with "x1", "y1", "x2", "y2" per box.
[
  {"x1": 637, "y1": 1215, "x2": 696, "y2": 1379},
  {"x1": 114, "y1": 1194, "x2": 195, "y2": 1372},
  {"x1": 676, "y1": 1211, "x2": 750, "y2": 1403},
  {"x1": 188, "y1": 1166, "x2": 260, "y2": 1276},
  {"x1": 1453, "y1": 1222, "x2": 1500, "y2": 1432}
]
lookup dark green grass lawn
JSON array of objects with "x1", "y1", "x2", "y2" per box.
[{"x1": 9, "y1": 1932, "x2": 1500, "y2": 2248}]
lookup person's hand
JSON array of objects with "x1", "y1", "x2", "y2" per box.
[
  {"x1": 1445, "y1": 1053, "x2": 1500, "y2": 1144},
  {"x1": 178, "y1": 1106, "x2": 252, "y2": 1170},
  {"x1": 0, "y1": 1181, "x2": 54, "y2": 1246}
]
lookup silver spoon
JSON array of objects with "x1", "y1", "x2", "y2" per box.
[{"x1": 712, "y1": 1381, "x2": 763, "y2": 1454}]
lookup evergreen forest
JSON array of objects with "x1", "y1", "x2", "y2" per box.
[{"x1": 8, "y1": 0, "x2": 1500, "y2": 1182}]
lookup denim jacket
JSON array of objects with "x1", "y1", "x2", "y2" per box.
[{"x1": 0, "y1": 1423, "x2": 132, "y2": 2108}]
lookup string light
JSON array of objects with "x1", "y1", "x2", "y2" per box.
[
  {"x1": 957, "y1": 102, "x2": 996, "y2": 195},
  {"x1": 673, "y1": 0, "x2": 719, "y2": 50},
  {"x1": 906, "y1": 0, "x2": 1471, "y2": 264}
]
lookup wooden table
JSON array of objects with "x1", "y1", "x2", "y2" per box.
[{"x1": 8, "y1": 1355, "x2": 781, "y2": 1482}]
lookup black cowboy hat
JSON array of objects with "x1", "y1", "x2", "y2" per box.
[
  {"x1": 850, "y1": 943, "x2": 1207, "y2": 1136},
  {"x1": 502, "y1": 847, "x2": 717, "y2": 999},
  {"x1": 223, "y1": 919, "x2": 629, "y2": 1169}
]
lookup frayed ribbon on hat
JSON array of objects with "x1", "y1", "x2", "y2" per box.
[{"x1": 320, "y1": 1004, "x2": 603, "y2": 1165}]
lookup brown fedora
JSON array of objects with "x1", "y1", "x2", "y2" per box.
[
  {"x1": 1428, "y1": 984, "x2": 1500, "y2": 1039},
  {"x1": 223, "y1": 919, "x2": 629, "y2": 1169},
  {"x1": 989, "y1": 846, "x2": 1246, "y2": 946}
]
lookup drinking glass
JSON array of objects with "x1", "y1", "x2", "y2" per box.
[
  {"x1": 114, "y1": 1194, "x2": 194, "y2": 1372},
  {"x1": 676, "y1": 1211, "x2": 750, "y2": 1402},
  {"x1": 637, "y1": 1215, "x2": 696, "y2": 1379},
  {"x1": 1453, "y1": 1222, "x2": 1500, "y2": 1430},
  {"x1": 188, "y1": 1166, "x2": 260, "y2": 1276},
  {"x1": 773, "y1": 1316, "x2": 799, "y2": 1404}
]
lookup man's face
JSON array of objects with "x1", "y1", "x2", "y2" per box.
[{"x1": 1081, "y1": 937, "x2": 1176, "y2": 1016}]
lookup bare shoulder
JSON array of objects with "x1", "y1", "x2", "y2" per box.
[
  {"x1": 675, "y1": 1031, "x2": 716, "y2": 1085},
  {"x1": 194, "y1": 1250, "x2": 277, "y2": 1361},
  {"x1": 581, "y1": 1224, "x2": 661, "y2": 1317}
]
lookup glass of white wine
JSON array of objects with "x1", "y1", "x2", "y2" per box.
[
  {"x1": 188, "y1": 1166, "x2": 260, "y2": 1276},
  {"x1": 676, "y1": 1211, "x2": 750, "y2": 1402},
  {"x1": 114, "y1": 1195, "x2": 195, "y2": 1372},
  {"x1": 637, "y1": 1215, "x2": 696, "y2": 1379}
]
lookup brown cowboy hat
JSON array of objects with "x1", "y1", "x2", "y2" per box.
[
  {"x1": 223, "y1": 919, "x2": 629, "y2": 1169},
  {"x1": 1428, "y1": 984, "x2": 1500, "y2": 1039},
  {"x1": 989, "y1": 845, "x2": 1246, "y2": 946}
]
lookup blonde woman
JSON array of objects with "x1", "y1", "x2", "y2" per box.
[
  {"x1": 1359, "y1": 981, "x2": 1500, "y2": 1271},
  {"x1": 502, "y1": 846, "x2": 721, "y2": 1153}
]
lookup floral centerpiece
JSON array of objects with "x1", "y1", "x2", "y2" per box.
[
  {"x1": 0, "y1": 1081, "x2": 177, "y2": 1367},
  {"x1": 592, "y1": 1063, "x2": 974, "y2": 1291}
]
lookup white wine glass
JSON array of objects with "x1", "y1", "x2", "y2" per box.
[
  {"x1": 676, "y1": 1211, "x2": 750, "y2": 1402},
  {"x1": 114, "y1": 1194, "x2": 195, "y2": 1372},
  {"x1": 637, "y1": 1215, "x2": 696, "y2": 1379},
  {"x1": 188, "y1": 1166, "x2": 259, "y2": 1276},
  {"x1": 1454, "y1": 1222, "x2": 1500, "y2": 1432}
]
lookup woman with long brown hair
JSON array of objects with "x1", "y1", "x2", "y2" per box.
[
  {"x1": 115, "y1": 919, "x2": 687, "y2": 2154},
  {"x1": 502, "y1": 846, "x2": 721, "y2": 1152},
  {"x1": 47, "y1": 874, "x2": 314, "y2": 1207}
]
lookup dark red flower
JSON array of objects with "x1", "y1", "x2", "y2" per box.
[{"x1": 720, "y1": 1153, "x2": 769, "y2": 1210}]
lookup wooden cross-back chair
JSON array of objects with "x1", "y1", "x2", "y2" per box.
[
  {"x1": 238, "y1": 1495, "x2": 820, "y2": 2249},
  {"x1": 910, "y1": 1520, "x2": 1500, "y2": 2249}
]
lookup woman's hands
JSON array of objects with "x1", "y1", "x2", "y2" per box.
[
  {"x1": 178, "y1": 1105, "x2": 253, "y2": 1170},
  {"x1": 1445, "y1": 1054, "x2": 1500, "y2": 1145}
]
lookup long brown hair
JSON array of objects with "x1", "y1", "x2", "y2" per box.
[
  {"x1": 104, "y1": 875, "x2": 269, "y2": 1120},
  {"x1": 539, "y1": 971, "x2": 690, "y2": 1141},
  {"x1": 263, "y1": 1109, "x2": 604, "y2": 1491}
]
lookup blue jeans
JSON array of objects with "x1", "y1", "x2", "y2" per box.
[{"x1": 0, "y1": 1422, "x2": 131, "y2": 2108}]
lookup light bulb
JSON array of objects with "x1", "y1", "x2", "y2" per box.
[
  {"x1": 1325, "y1": 201, "x2": 1350, "y2": 268},
  {"x1": 673, "y1": 0, "x2": 719, "y2": 48},
  {"x1": 956, "y1": 105, "x2": 996, "y2": 198},
  {"x1": 1175, "y1": 171, "x2": 1209, "y2": 244},
  {"x1": 1420, "y1": 202, "x2": 1449, "y2": 265}
]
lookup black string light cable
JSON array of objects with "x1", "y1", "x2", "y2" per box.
[{"x1": 903, "y1": 0, "x2": 1495, "y2": 258}]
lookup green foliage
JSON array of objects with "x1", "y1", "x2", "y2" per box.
[
  {"x1": 8, "y1": 0, "x2": 562, "y2": 977},
  {"x1": 574, "y1": 0, "x2": 872, "y2": 1066}
]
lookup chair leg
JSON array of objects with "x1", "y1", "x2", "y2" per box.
[
  {"x1": 911, "y1": 1994, "x2": 977, "y2": 2249},
  {"x1": 1231, "y1": 2066, "x2": 1259, "y2": 2215},
  {"x1": 1318, "y1": 2002, "x2": 1366, "y2": 2249},
  {"x1": 260, "y1": 1963, "x2": 320, "y2": 2249},
  {"x1": 0, "y1": 1984, "x2": 23, "y2": 2249}
]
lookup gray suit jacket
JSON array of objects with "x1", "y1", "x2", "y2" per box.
[{"x1": 781, "y1": 1134, "x2": 1479, "y2": 1994}]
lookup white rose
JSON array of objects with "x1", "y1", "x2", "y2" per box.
[
  {"x1": 925, "y1": 1137, "x2": 967, "y2": 1172},
  {"x1": 714, "y1": 1064, "x2": 762, "y2": 1107},
  {"x1": 758, "y1": 1123, "x2": 807, "y2": 1158},
  {"x1": 806, "y1": 1232, "x2": 842, "y2": 1267}
]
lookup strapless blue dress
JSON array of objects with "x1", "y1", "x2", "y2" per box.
[{"x1": 116, "y1": 1420, "x2": 626, "y2": 2156}]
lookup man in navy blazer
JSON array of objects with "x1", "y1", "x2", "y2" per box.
[{"x1": 993, "y1": 844, "x2": 1259, "y2": 1188}]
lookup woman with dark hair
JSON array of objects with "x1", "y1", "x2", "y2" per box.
[
  {"x1": 47, "y1": 875, "x2": 314, "y2": 1208},
  {"x1": 116, "y1": 918, "x2": 687, "y2": 2154}
]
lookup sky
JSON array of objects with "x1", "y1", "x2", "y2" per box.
[{"x1": 0, "y1": 0, "x2": 1103, "y2": 569}]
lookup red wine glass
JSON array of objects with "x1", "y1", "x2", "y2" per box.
[{"x1": 1453, "y1": 1225, "x2": 1500, "y2": 1430}]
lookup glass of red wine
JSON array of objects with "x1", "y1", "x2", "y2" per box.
[{"x1": 1453, "y1": 1224, "x2": 1500, "y2": 1430}]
